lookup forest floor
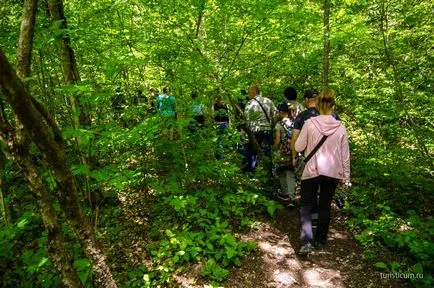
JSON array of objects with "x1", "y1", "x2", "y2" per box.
[
  {"x1": 220, "y1": 205, "x2": 413, "y2": 288},
  {"x1": 114, "y1": 188, "x2": 414, "y2": 288}
]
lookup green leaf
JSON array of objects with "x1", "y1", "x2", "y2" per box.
[
  {"x1": 374, "y1": 262, "x2": 388, "y2": 271},
  {"x1": 413, "y1": 263, "x2": 423, "y2": 274},
  {"x1": 17, "y1": 218, "x2": 29, "y2": 229},
  {"x1": 173, "y1": 255, "x2": 179, "y2": 263}
]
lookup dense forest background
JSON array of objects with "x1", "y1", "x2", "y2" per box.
[{"x1": 0, "y1": 0, "x2": 433, "y2": 287}]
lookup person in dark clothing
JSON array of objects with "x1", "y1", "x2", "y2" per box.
[
  {"x1": 212, "y1": 91, "x2": 230, "y2": 159},
  {"x1": 283, "y1": 86, "x2": 305, "y2": 118},
  {"x1": 132, "y1": 89, "x2": 148, "y2": 106},
  {"x1": 111, "y1": 87, "x2": 126, "y2": 126},
  {"x1": 112, "y1": 87, "x2": 125, "y2": 111},
  {"x1": 148, "y1": 88, "x2": 159, "y2": 114},
  {"x1": 191, "y1": 91, "x2": 205, "y2": 125}
]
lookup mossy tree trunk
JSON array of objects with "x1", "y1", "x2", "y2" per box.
[
  {"x1": 47, "y1": 0, "x2": 91, "y2": 127},
  {"x1": 0, "y1": 47, "x2": 117, "y2": 287},
  {"x1": 3, "y1": 0, "x2": 84, "y2": 287}
]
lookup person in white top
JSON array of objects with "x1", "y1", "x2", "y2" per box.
[{"x1": 244, "y1": 84, "x2": 276, "y2": 176}]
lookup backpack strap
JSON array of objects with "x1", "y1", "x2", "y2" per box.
[
  {"x1": 253, "y1": 97, "x2": 271, "y2": 126},
  {"x1": 303, "y1": 135, "x2": 328, "y2": 163}
]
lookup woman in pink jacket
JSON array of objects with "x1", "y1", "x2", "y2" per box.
[{"x1": 295, "y1": 89, "x2": 350, "y2": 256}]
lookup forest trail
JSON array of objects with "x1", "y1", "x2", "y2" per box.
[
  {"x1": 220, "y1": 205, "x2": 413, "y2": 288},
  {"x1": 117, "y1": 189, "x2": 414, "y2": 288}
]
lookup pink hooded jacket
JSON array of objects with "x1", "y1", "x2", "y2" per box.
[{"x1": 295, "y1": 115, "x2": 350, "y2": 181}]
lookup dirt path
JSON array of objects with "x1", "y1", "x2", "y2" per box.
[
  {"x1": 115, "y1": 188, "x2": 413, "y2": 287},
  {"x1": 222, "y1": 206, "x2": 413, "y2": 288}
]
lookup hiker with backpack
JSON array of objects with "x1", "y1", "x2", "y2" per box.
[
  {"x1": 283, "y1": 86, "x2": 305, "y2": 117},
  {"x1": 273, "y1": 102, "x2": 296, "y2": 207},
  {"x1": 212, "y1": 90, "x2": 230, "y2": 159},
  {"x1": 244, "y1": 84, "x2": 275, "y2": 178},
  {"x1": 111, "y1": 87, "x2": 127, "y2": 126},
  {"x1": 156, "y1": 86, "x2": 177, "y2": 140},
  {"x1": 295, "y1": 89, "x2": 350, "y2": 256},
  {"x1": 189, "y1": 91, "x2": 205, "y2": 132}
]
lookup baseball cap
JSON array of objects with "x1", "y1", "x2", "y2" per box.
[
  {"x1": 304, "y1": 89, "x2": 319, "y2": 99},
  {"x1": 277, "y1": 102, "x2": 291, "y2": 112}
]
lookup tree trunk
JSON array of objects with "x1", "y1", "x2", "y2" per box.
[
  {"x1": 47, "y1": 0, "x2": 91, "y2": 127},
  {"x1": 47, "y1": 0, "x2": 101, "y2": 210},
  {"x1": 322, "y1": 0, "x2": 331, "y2": 92},
  {"x1": 0, "y1": 147, "x2": 10, "y2": 225},
  {"x1": 19, "y1": 148, "x2": 84, "y2": 288},
  {"x1": 195, "y1": 0, "x2": 206, "y2": 38},
  {"x1": 0, "y1": 49, "x2": 117, "y2": 288},
  {"x1": 13, "y1": 1, "x2": 84, "y2": 287}
]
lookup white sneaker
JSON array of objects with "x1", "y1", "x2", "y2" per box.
[{"x1": 299, "y1": 243, "x2": 312, "y2": 256}]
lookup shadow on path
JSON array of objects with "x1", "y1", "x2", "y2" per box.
[{"x1": 223, "y1": 206, "x2": 413, "y2": 288}]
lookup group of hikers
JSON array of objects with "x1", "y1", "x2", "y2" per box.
[
  {"x1": 235, "y1": 84, "x2": 350, "y2": 256},
  {"x1": 111, "y1": 83, "x2": 351, "y2": 256}
]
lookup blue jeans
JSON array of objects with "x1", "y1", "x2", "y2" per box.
[
  {"x1": 245, "y1": 130, "x2": 273, "y2": 175},
  {"x1": 216, "y1": 122, "x2": 229, "y2": 159}
]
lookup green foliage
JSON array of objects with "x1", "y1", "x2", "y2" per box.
[
  {"x1": 202, "y1": 259, "x2": 229, "y2": 282},
  {"x1": 139, "y1": 135, "x2": 271, "y2": 284},
  {"x1": 74, "y1": 258, "x2": 91, "y2": 284},
  {"x1": 1, "y1": 0, "x2": 433, "y2": 286},
  {"x1": 347, "y1": 185, "x2": 434, "y2": 287},
  {"x1": 0, "y1": 212, "x2": 61, "y2": 288}
]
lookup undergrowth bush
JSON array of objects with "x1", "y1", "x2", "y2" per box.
[
  {"x1": 91, "y1": 117, "x2": 280, "y2": 287},
  {"x1": 342, "y1": 98, "x2": 434, "y2": 288}
]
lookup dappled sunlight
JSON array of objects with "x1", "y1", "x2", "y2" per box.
[
  {"x1": 244, "y1": 222, "x2": 350, "y2": 287},
  {"x1": 285, "y1": 258, "x2": 303, "y2": 270},
  {"x1": 328, "y1": 228, "x2": 348, "y2": 240},
  {"x1": 116, "y1": 188, "x2": 153, "y2": 226},
  {"x1": 258, "y1": 241, "x2": 272, "y2": 252},
  {"x1": 302, "y1": 268, "x2": 343, "y2": 287},
  {"x1": 258, "y1": 240, "x2": 295, "y2": 261},
  {"x1": 272, "y1": 270, "x2": 298, "y2": 286},
  {"x1": 223, "y1": 207, "x2": 413, "y2": 288}
]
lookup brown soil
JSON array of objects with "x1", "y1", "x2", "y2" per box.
[
  {"x1": 113, "y1": 188, "x2": 414, "y2": 288},
  {"x1": 220, "y1": 206, "x2": 413, "y2": 288}
]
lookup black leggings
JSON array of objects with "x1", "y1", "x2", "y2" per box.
[{"x1": 299, "y1": 176, "x2": 339, "y2": 245}]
